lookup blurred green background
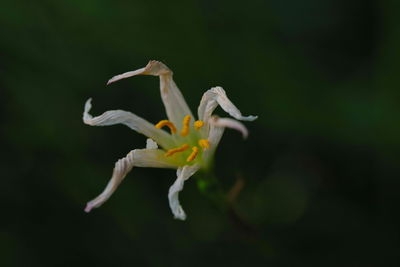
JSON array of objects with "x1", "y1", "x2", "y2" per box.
[{"x1": 1, "y1": 0, "x2": 400, "y2": 266}]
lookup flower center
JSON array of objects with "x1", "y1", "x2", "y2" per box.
[{"x1": 155, "y1": 115, "x2": 210, "y2": 163}]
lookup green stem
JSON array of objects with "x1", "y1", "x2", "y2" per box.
[
  {"x1": 195, "y1": 168, "x2": 227, "y2": 212},
  {"x1": 195, "y1": 168, "x2": 258, "y2": 239}
]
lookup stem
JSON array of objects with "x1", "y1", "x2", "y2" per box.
[
  {"x1": 195, "y1": 169, "x2": 258, "y2": 239},
  {"x1": 195, "y1": 169, "x2": 226, "y2": 212}
]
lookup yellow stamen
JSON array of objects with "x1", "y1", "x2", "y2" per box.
[
  {"x1": 155, "y1": 120, "x2": 176, "y2": 134},
  {"x1": 180, "y1": 115, "x2": 191, "y2": 136},
  {"x1": 194, "y1": 120, "x2": 204, "y2": 130},
  {"x1": 198, "y1": 139, "x2": 210, "y2": 150},
  {"x1": 186, "y1": 146, "x2": 199, "y2": 162},
  {"x1": 165, "y1": 144, "x2": 189, "y2": 157}
]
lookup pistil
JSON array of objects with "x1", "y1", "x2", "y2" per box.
[
  {"x1": 180, "y1": 115, "x2": 191, "y2": 136},
  {"x1": 198, "y1": 139, "x2": 210, "y2": 149},
  {"x1": 165, "y1": 144, "x2": 189, "y2": 157},
  {"x1": 155, "y1": 120, "x2": 177, "y2": 134},
  {"x1": 186, "y1": 146, "x2": 199, "y2": 162},
  {"x1": 194, "y1": 120, "x2": 204, "y2": 130}
]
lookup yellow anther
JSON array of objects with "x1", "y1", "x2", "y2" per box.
[
  {"x1": 155, "y1": 120, "x2": 177, "y2": 134},
  {"x1": 165, "y1": 144, "x2": 189, "y2": 157},
  {"x1": 198, "y1": 139, "x2": 210, "y2": 150},
  {"x1": 194, "y1": 120, "x2": 204, "y2": 130},
  {"x1": 180, "y1": 115, "x2": 191, "y2": 136},
  {"x1": 186, "y1": 146, "x2": 199, "y2": 162}
]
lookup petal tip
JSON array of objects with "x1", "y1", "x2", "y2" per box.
[
  {"x1": 83, "y1": 98, "x2": 94, "y2": 123},
  {"x1": 83, "y1": 98, "x2": 95, "y2": 124},
  {"x1": 242, "y1": 115, "x2": 258, "y2": 121},
  {"x1": 174, "y1": 214, "x2": 187, "y2": 220},
  {"x1": 85, "y1": 98, "x2": 93, "y2": 106},
  {"x1": 84, "y1": 203, "x2": 93, "y2": 213},
  {"x1": 107, "y1": 76, "x2": 119, "y2": 85}
]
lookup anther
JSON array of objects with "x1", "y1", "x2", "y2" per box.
[
  {"x1": 180, "y1": 115, "x2": 191, "y2": 136},
  {"x1": 194, "y1": 120, "x2": 204, "y2": 130},
  {"x1": 198, "y1": 139, "x2": 210, "y2": 150},
  {"x1": 186, "y1": 146, "x2": 199, "y2": 162},
  {"x1": 165, "y1": 144, "x2": 189, "y2": 157},
  {"x1": 155, "y1": 120, "x2": 177, "y2": 134}
]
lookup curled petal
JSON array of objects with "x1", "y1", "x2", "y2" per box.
[
  {"x1": 85, "y1": 149, "x2": 178, "y2": 213},
  {"x1": 107, "y1": 60, "x2": 170, "y2": 84},
  {"x1": 85, "y1": 151, "x2": 135, "y2": 213},
  {"x1": 197, "y1": 86, "x2": 258, "y2": 124},
  {"x1": 209, "y1": 116, "x2": 248, "y2": 139},
  {"x1": 107, "y1": 60, "x2": 193, "y2": 129},
  {"x1": 83, "y1": 98, "x2": 173, "y2": 149},
  {"x1": 168, "y1": 165, "x2": 200, "y2": 220}
]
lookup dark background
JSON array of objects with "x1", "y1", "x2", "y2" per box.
[{"x1": 1, "y1": 0, "x2": 400, "y2": 266}]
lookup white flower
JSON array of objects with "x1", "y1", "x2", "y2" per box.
[{"x1": 83, "y1": 60, "x2": 257, "y2": 220}]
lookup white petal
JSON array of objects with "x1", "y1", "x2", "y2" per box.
[
  {"x1": 168, "y1": 165, "x2": 200, "y2": 220},
  {"x1": 83, "y1": 98, "x2": 173, "y2": 149},
  {"x1": 209, "y1": 116, "x2": 248, "y2": 139},
  {"x1": 85, "y1": 150, "x2": 135, "y2": 213},
  {"x1": 202, "y1": 116, "x2": 225, "y2": 163},
  {"x1": 132, "y1": 149, "x2": 178, "y2": 168},
  {"x1": 197, "y1": 86, "x2": 258, "y2": 124},
  {"x1": 85, "y1": 149, "x2": 178, "y2": 213},
  {"x1": 107, "y1": 60, "x2": 193, "y2": 129},
  {"x1": 146, "y1": 138, "x2": 158, "y2": 149},
  {"x1": 107, "y1": 67, "x2": 149, "y2": 85}
]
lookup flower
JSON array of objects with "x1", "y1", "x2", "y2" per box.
[{"x1": 83, "y1": 60, "x2": 257, "y2": 220}]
